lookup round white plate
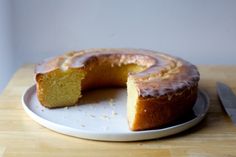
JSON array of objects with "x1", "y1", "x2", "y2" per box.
[{"x1": 22, "y1": 85, "x2": 209, "y2": 141}]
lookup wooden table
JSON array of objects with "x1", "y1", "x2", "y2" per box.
[{"x1": 0, "y1": 65, "x2": 236, "y2": 157}]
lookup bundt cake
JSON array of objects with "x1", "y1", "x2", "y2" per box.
[{"x1": 35, "y1": 48, "x2": 200, "y2": 131}]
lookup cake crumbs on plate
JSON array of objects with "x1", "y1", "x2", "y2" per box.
[
  {"x1": 64, "y1": 106, "x2": 69, "y2": 110},
  {"x1": 109, "y1": 98, "x2": 115, "y2": 106},
  {"x1": 80, "y1": 124, "x2": 86, "y2": 127},
  {"x1": 89, "y1": 114, "x2": 96, "y2": 118},
  {"x1": 111, "y1": 110, "x2": 118, "y2": 116},
  {"x1": 100, "y1": 114, "x2": 111, "y2": 120}
]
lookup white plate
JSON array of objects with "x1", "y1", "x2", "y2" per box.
[{"x1": 22, "y1": 85, "x2": 209, "y2": 141}]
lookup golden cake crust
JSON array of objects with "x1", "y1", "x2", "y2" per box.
[{"x1": 35, "y1": 48, "x2": 200, "y2": 131}]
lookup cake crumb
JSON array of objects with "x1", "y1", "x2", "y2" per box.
[
  {"x1": 111, "y1": 110, "x2": 118, "y2": 116},
  {"x1": 89, "y1": 114, "x2": 96, "y2": 118},
  {"x1": 64, "y1": 107, "x2": 69, "y2": 110},
  {"x1": 80, "y1": 124, "x2": 86, "y2": 127},
  {"x1": 109, "y1": 98, "x2": 115, "y2": 106},
  {"x1": 100, "y1": 115, "x2": 111, "y2": 120}
]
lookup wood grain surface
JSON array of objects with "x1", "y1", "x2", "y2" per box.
[{"x1": 0, "y1": 64, "x2": 236, "y2": 157}]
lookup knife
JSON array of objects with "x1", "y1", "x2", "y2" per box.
[{"x1": 216, "y1": 82, "x2": 236, "y2": 125}]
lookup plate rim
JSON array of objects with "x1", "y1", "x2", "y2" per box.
[{"x1": 22, "y1": 85, "x2": 209, "y2": 141}]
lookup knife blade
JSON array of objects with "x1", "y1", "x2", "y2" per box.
[{"x1": 216, "y1": 82, "x2": 236, "y2": 125}]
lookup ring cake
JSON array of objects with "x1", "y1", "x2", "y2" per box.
[{"x1": 35, "y1": 48, "x2": 200, "y2": 131}]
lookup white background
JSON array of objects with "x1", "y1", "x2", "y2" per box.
[{"x1": 0, "y1": 0, "x2": 236, "y2": 92}]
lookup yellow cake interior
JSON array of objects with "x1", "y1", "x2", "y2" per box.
[
  {"x1": 36, "y1": 62, "x2": 146, "y2": 108},
  {"x1": 36, "y1": 68, "x2": 86, "y2": 108},
  {"x1": 127, "y1": 77, "x2": 139, "y2": 128}
]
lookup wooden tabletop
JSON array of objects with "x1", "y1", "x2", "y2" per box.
[{"x1": 0, "y1": 64, "x2": 236, "y2": 157}]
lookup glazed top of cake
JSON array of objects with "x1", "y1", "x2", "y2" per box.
[{"x1": 35, "y1": 48, "x2": 200, "y2": 97}]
